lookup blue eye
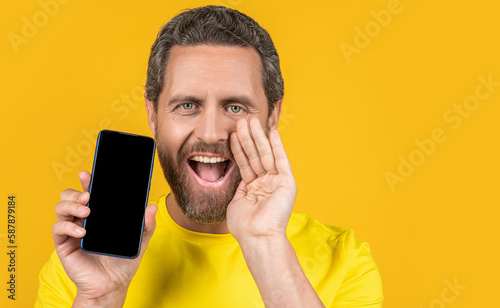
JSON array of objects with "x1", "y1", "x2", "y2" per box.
[
  {"x1": 181, "y1": 103, "x2": 194, "y2": 110},
  {"x1": 228, "y1": 106, "x2": 242, "y2": 114}
]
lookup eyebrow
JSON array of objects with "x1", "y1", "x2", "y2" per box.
[
  {"x1": 168, "y1": 94, "x2": 258, "y2": 110},
  {"x1": 168, "y1": 95, "x2": 202, "y2": 106}
]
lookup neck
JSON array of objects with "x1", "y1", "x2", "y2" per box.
[{"x1": 165, "y1": 193, "x2": 230, "y2": 234}]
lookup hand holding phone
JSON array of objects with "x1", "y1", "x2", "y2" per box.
[{"x1": 51, "y1": 130, "x2": 157, "y2": 306}]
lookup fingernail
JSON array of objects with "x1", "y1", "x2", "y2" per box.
[
  {"x1": 80, "y1": 192, "x2": 89, "y2": 202},
  {"x1": 78, "y1": 206, "x2": 88, "y2": 213},
  {"x1": 75, "y1": 227, "x2": 85, "y2": 235}
]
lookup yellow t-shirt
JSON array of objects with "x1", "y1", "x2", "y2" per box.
[{"x1": 36, "y1": 194, "x2": 383, "y2": 307}]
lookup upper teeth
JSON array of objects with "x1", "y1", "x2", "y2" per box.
[{"x1": 189, "y1": 156, "x2": 228, "y2": 163}]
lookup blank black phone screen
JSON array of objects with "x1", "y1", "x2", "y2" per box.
[{"x1": 80, "y1": 130, "x2": 156, "y2": 258}]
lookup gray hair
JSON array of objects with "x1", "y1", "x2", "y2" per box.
[{"x1": 145, "y1": 5, "x2": 284, "y2": 117}]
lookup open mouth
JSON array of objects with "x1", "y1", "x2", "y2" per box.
[{"x1": 187, "y1": 155, "x2": 232, "y2": 182}]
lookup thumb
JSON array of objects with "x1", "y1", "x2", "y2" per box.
[
  {"x1": 136, "y1": 203, "x2": 157, "y2": 259},
  {"x1": 142, "y1": 203, "x2": 157, "y2": 244}
]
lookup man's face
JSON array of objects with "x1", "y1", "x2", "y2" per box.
[{"x1": 146, "y1": 45, "x2": 278, "y2": 224}]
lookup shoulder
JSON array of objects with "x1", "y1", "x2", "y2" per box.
[
  {"x1": 287, "y1": 212, "x2": 384, "y2": 306},
  {"x1": 288, "y1": 211, "x2": 369, "y2": 255}
]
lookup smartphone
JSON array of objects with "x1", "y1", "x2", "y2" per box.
[{"x1": 80, "y1": 129, "x2": 156, "y2": 259}]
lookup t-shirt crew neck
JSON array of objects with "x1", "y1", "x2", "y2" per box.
[{"x1": 158, "y1": 194, "x2": 237, "y2": 245}]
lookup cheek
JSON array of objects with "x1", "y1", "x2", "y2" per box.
[{"x1": 157, "y1": 118, "x2": 193, "y2": 155}]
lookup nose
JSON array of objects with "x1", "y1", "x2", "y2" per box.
[{"x1": 193, "y1": 104, "x2": 231, "y2": 144}]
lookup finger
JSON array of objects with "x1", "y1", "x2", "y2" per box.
[
  {"x1": 142, "y1": 203, "x2": 157, "y2": 237},
  {"x1": 249, "y1": 117, "x2": 277, "y2": 175},
  {"x1": 236, "y1": 118, "x2": 267, "y2": 177},
  {"x1": 52, "y1": 221, "x2": 86, "y2": 246},
  {"x1": 55, "y1": 201, "x2": 90, "y2": 222},
  {"x1": 230, "y1": 131, "x2": 257, "y2": 184},
  {"x1": 60, "y1": 189, "x2": 89, "y2": 204},
  {"x1": 269, "y1": 130, "x2": 293, "y2": 176},
  {"x1": 79, "y1": 171, "x2": 91, "y2": 192}
]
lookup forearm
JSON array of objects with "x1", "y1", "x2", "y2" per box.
[{"x1": 239, "y1": 235, "x2": 325, "y2": 308}]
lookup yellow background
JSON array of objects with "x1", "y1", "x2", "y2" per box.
[{"x1": 1, "y1": 0, "x2": 499, "y2": 307}]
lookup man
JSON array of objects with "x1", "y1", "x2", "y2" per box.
[{"x1": 36, "y1": 6, "x2": 383, "y2": 307}]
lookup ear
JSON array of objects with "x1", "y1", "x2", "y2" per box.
[
  {"x1": 267, "y1": 99, "x2": 283, "y2": 131},
  {"x1": 145, "y1": 94, "x2": 156, "y2": 137}
]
